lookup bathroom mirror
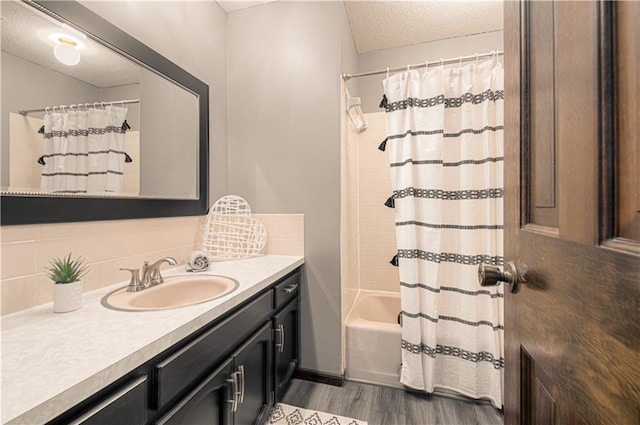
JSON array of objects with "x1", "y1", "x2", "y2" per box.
[{"x1": 0, "y1": 0, "x2": 209, "y2": 224}]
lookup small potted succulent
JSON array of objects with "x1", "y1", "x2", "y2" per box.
[{"x1": 45, "y1": 253, "x2": 88, "y2": 313}]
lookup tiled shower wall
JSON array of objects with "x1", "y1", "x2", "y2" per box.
[
  {"x1": 340, "y1": 82, "x2": 360, "y2": 357},
  {"x1": 356, "y1": 112, "x2": 400, "y2": 293},
  {"x1": 0, "y1": 213, "x2": 303, "y2": 315},
  {"x1": 341, "y1": 108, "x2": 400, "y2": 320},
  {"x1": 340, "y1": 84, "x2": 360, "y2": 371}
]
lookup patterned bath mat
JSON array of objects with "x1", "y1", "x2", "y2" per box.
[{"x1": 269, "y1": 403, "x2": 368, "y2": 425}]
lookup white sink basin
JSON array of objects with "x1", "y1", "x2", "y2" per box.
[{"x1": 102, "y1": 275, "x2": 239, "y2": 311}]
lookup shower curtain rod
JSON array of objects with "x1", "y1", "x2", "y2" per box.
[
  {"x1": 342, "y1": 50, "x2": 504, "y2": 81},
  {"x1": 18, "y1": 99, "x2": 140, "y2": 115}
]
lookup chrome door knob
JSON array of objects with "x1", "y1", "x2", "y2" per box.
[{"x1": 478, "y1": 262, "x2": 524, "y2": 293}]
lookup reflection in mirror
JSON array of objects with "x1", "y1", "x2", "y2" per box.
[
  {"x1": 0, "y1": 0, "x2": 208, "y2": 225},
  {"x1": 1, "y1": 0, "x2": 199, "y2": 200}
]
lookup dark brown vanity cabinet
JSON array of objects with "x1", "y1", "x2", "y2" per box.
[
  {"x1": 156, "y1": 323, "x2": 273, "y2": 425},
  {"x1": 229, "y1": 323, "x2": 273, "y2": 425},
  {"x1": 155, "y1": 359, "x2": 234, "y2": 425},
  {"x1": 272, "y1": 270, "x2": 300, "y2": 402},
  {"x1": 47, "y1": 268, "x2": 301, "y2": 425},
  {"x1": 273, "y1": 300, "x2": 299, "y2": 401},
  {"x1": 67, "y1": 377, "x2": 148, "y2": 425}
]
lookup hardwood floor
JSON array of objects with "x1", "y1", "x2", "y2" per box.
[{"x1": 281, "y1": 379, "x2": 503, "y2": 425}]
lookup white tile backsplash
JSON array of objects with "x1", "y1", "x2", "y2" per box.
[{"x1": 1, "y1": 213, "x2": 304, "y2": 315}]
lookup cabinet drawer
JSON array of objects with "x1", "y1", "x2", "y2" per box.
[
  {"x1": 154, "y1": 290, "x2": 272, "y2": 409},
  {"x1": 273, "y1": 271, "x2": 300, "y2": 310},
  {"x1": 69, "y1": 376, "x2": 147, "y2": 425}
]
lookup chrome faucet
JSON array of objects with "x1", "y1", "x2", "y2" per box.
[
  {"x1": 120, "y1": 256, "x2": 177, "y2": 292},
  {"x1": 142, "y1": 257, "x2": 177, "y2": 286}
]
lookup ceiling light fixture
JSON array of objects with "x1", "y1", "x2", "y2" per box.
[{"x1": 53, "y1": 37, "x2": 80, "y2": 66}]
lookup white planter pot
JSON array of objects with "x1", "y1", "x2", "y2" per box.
[{"x1": 53, "y1": 280, "x2": 83, "y2": 313}]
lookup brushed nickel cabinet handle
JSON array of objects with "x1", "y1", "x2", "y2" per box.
[
  {"x1": 283, "y1": 284, "x2": 298, "y2": 294},
  {"x1": 226, "y1": 374, "x2": 238, "y2": 412},
  {"x1": 238, "y1": 365, "x2": 245, "y2": 404},
  {"x1": 275, "y1": 326, "x2": 283, "y2": 351},
  {"x1": 279, "y1": 324, "x2": 285, "y2": 353}
]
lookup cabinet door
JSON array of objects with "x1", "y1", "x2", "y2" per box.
[
  {"x1": 153, "y1": 290, "x2": 272, "y2": 409},
  {"x1": 273, "y1": 299, "x2": 299, "y2": 402},
  {"x1": 155, "y1": 359, "x2": 233, "y2": 425},
  {"x1": 231, "y1": 322, "x2": 273, "y2": 425}
]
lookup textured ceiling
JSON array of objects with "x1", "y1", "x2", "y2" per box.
[
  {"x1": 345, "y1": 1, "x2": 504, "y2": 53},
  {"x1": 216, "y1": 0, "x2": 277, "y2": 13},
  {"x1": 2, "y1": 0, "x2": 504, "y2": 88},
  {"x1": 1, "y1": 1, "x2": 140, "y2": 88},
  {"x1": 218, "y1": 0, "x2": 503, "y2": 54}
]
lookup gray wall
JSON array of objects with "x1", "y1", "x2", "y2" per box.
[
  {"x1": 356, "y1": 31, "x2": 504, "y2": 113},
  {"x1": 100, "y1": 84, "x2": 141, "y2": 131},
  {"x1": 81, "y1": 0, "x2": 229, "y2": 202},
  {"x1": 73, "y1": 1, "x2": 500, "y2": 379},
  {"x1": 139, "y1": 68, "x2": 198, "y2": 199},
  {"x1": 1, "y1": 52, "x2": 101, "y2": 187},
  {"x1": 227, "y1": 1, "x2": 357, "y2": 377}
]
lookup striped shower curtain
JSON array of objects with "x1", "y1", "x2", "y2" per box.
[
  {"x1": 383, "y1": 58, "x2": 504, "y2": 407},
  {"x1": 41, "y1": 106, "x2": 127, "y2": 193}
]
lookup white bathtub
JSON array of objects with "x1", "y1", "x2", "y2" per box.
[{"x1": 345, "y1": 290, "x2": 402, "y2": 388}]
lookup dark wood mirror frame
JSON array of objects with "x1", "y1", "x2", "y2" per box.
[{"x1": 1, "y1": 0, "x2": 209, "y2": 225}]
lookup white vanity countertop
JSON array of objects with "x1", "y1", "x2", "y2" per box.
[{"x1": 1, "y1": 255, "x2": 304, "y2": 425}]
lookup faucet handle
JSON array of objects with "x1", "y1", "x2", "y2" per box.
[
  {"x1": 120, "y1": 268, "x2": 143, "y2": 292},
  {"x1": 150, "y1": 268, "x2": 164, "y2": 285}
]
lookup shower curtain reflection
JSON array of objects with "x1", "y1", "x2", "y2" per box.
[{"x1": 40, "y1": 105, "x2": 129, "y2": 194}]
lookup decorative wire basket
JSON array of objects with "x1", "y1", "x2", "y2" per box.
[{"x1": 201, "y1": 195, "x2": 267, "y2": 260}]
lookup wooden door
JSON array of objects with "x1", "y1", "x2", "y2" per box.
[{"x1": 504, "y1": 1, "x2": 640, "y2": 424}]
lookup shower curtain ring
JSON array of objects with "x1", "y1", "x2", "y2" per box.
[
  {"x1": 475, "y1": 53, "x2": 480, "y2": 65},
  {"x1": 386, "y1": 67, "x2": 390, "y2": 78},
  {"x1": 459, "y1": 56, "x2": 463, "y2": 68},
  {"x1": 440, "y1": 58, "x2": 444, "y2": 68},
  {"x1": 101, "y1": 102, "x2": 106, "y2": 109}
]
